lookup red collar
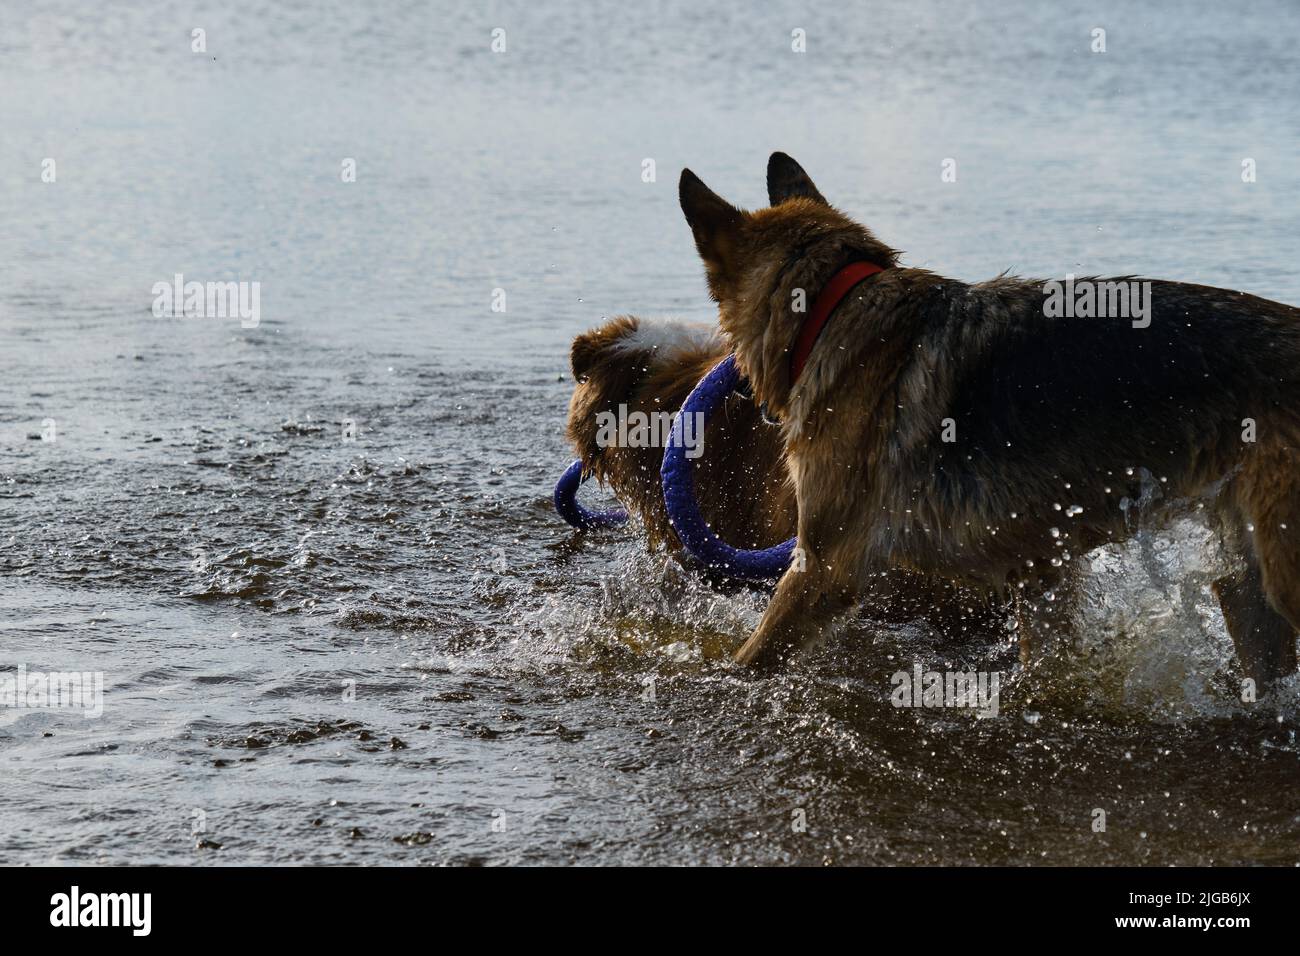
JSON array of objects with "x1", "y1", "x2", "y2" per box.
[{"x1": 789, "y1": 261, "x2": 885, "y2": 384}]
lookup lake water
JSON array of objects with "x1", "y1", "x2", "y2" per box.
[{"x1": 2, "y1": 0, "x2": 1299, "y2": 865}]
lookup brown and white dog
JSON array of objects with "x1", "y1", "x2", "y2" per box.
[
  {"x1": 676, "y1": 151, "x2": 1300, "y2": 687},
  {"x1": 566, "y1": 315, "x2": 790, "y2": 553},
  {"x1": 565, "y1": 314, "x2": 1006, "y2": 633}
]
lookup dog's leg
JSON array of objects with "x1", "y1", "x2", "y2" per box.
[
  {"x1": 1014, "y1": 568, "x2": 1079, "y2": 666},
  {"x1": 733, "y1": 545, "x2": 859, "y2": 669},
  {"x1": 1213, "y1": 559, "x2": 1297, "y2": 691},
  {"x1": 1221, "y1": 456, "x2": 1300, "y2": 689}
]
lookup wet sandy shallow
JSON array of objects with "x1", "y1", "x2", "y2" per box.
[{"x1": 3, "y1": 0, "x2": 1300, "y2": 864}]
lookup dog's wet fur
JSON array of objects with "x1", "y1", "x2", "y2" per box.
[{"x1": 666, "y1": 151, "x2": 1300, "y2": 686}]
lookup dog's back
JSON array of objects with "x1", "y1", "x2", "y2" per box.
[{"x1": 850, "y1": 275, "x2": 1300, "y2": 582}]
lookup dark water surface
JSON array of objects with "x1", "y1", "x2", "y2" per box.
[{"x1": 2, "y1": 0, "x2": 1299, "y2": 864}]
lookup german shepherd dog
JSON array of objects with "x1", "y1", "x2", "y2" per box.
[
  {"x1": 565, "y1": 315, "x2": 1004, "y2": 631},
  {"x1": 678, "y1": 152, "x2": 1300, "y2": 687}
]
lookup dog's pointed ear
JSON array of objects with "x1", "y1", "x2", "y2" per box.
[
  {"x1": 570, "y1": 330, "x2": 602, "y2": 383},
  {"x1": 570, "y1": 316, "x2": 638, "y2": 383},
  {"x1": 767, "y1": 151, "x2": 827, "y2": 206},
  {"x1": 679, "y1": 169, "x2": 743, "y2": 264}
]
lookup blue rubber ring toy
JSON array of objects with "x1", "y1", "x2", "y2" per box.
[
  {"x1": 553, "y1": 459, "x2": 628, "y2": 530},
  {"x1": 660, "y1": 355, "x2": 796, "y2": 580}
]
